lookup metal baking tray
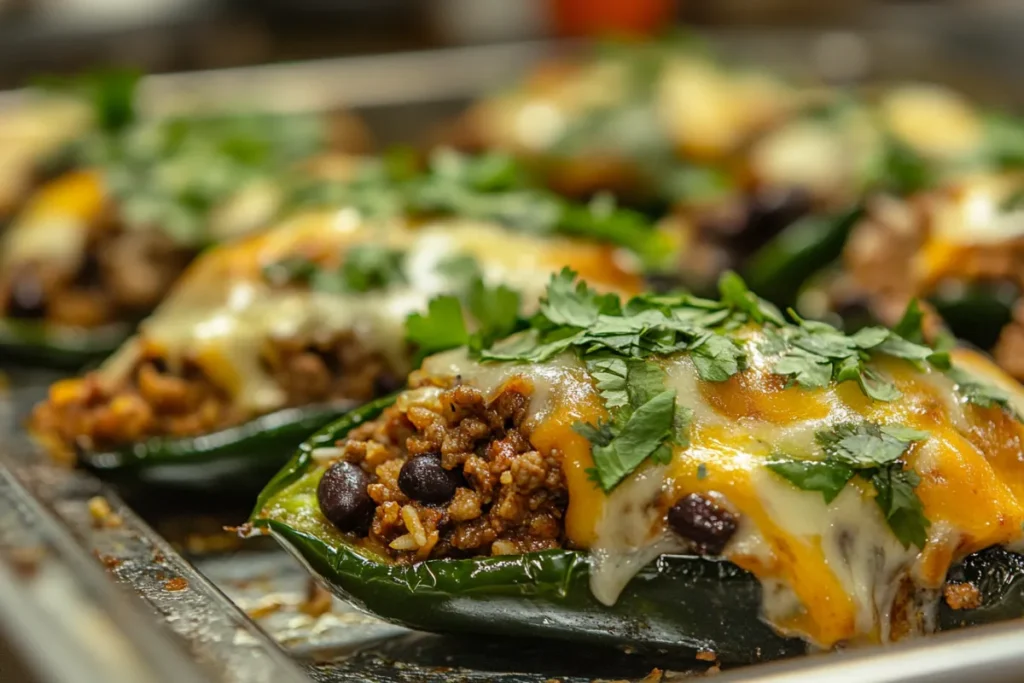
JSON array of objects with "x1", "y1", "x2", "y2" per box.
[{"x1": 4, "y1": 32, "x2": 1024, "y2": 683}]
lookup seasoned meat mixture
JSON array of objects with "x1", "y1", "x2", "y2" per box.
[
  {"x1": 0, "y1": 224, "x2": 193, "y2": 327},
  {"x1": 30, "y1": 331, "x2": 400, "y2": 464},
  {"x1": 316, "y1": 378, "x2": 569, "y2": 562}
]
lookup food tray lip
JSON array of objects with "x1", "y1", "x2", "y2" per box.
[{"x1": 2, "y1": 34, "x2": 1024, "y2": 682}]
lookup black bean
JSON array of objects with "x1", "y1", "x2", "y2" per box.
[
  {"x1": 668, "y1": 493, "x2": 738, "y2": 555},
  {"x1": 318, "y1": 461, "x2": 374, "y2": 533},
  {"x1": 398, "y1": 453, "x2": 458, "y2": 504},
  {"x1": 7, "y1": 272, "x2": 47, "y2": 319}
]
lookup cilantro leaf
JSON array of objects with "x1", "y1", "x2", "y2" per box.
[
  {"x1": 476, "y1": 330, "x2": 581, "y2": 363},
  {"x1": 540, "y1": 267, "x2": 621, "y2": 328},
  {"x1": 892, "y1": 299, "x2": 926, "y2": 344},
  {"x1": 467, "y1": 279, "x2": 521, "y2": 347},
  {"x1": 718, "y1": 271, "x2": 785, "y2": 326},
  {"x1": 774, "y1": 348, "x2": 833, "y2": 389},
  {"x1": 948, "y1": 365, "x2": 1022, "y2": 421},
  {"x1": 871, "y1": 467, "x2": 930, "y2": 549},
  {"x1": 583, "y1": 389, "x2": 678, "y2": 491},
  {"x1": 690, "y1": 334, "x2": 746, "y2": 382},
  {"x1": 771, "y1": 421, "x2": 930, "y2": 548},
  {"x1": 816, "y1": 422, "x2": 927, "y2": 468},
  {"x1": 587, "y1": 357, "x2": 630, "y2": 409},
  {"x1": 626, "y1": 360, "x2": 669, "y2": 408},
  {"x1": 767, "y1": 460, "x2": 855, "y2": 504},
  {"x1": 338, "y1": 245, "x2": 407, "y2": 293},
  {"x1": 573, "y1": 420, "x2": 615, "y2": 448},
  {"x1": 406, "y1": 296, "x2": 469, "y2": 363}
]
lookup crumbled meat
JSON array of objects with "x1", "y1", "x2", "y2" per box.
[
  {"x1": 30, "y1": 331, "x2": 399, "y2": 461},
  {"x1": 943, "y1": 582, "x2": 982, "y2": 611},
  {"x1": 324, "y1": 382, "x2": 567, "y2": 562}
]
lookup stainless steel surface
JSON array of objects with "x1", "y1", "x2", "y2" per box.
[{"x1": 0, "y1": 460, "x2": 215, "y2": 683}]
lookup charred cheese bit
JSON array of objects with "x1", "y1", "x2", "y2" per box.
[
  {"x1": 415, "y1": 333, "x2": 1024, "y2": 649},
  {"x1": 0, "y1": 169, "x2": 107, "y2": 270},
  {"x1": 100, "y1": 212, "x2": 642, "y2": 415}
]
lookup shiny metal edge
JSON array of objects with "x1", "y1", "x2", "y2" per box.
[
  {"x1": 0, "y1": 463, "x2": 212, "y2": 683},
  {"x1": 0, "y1": 446, "x2": 310, "y2": 683},
  {"x1": 713, "y1": 619, "x2": 1024, "y2": 683}
]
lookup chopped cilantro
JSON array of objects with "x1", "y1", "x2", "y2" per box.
[
  {"x1": 466, "y1": 279, "x2": 521, "y2": 348},
  {"x1": 263, "y1": 246, "x2": 407, "y2": 294},
  {"x1": 406, "y1": 297, "x2": 469, "y2": 363},
  {"x1": 581, "y1": 389, "x2": 679, "y2": 491},
  {"x1": 337, "y1": 245, "x2": 407, "y2": 293},
  {"x1": 697, "y1": 463, "x2": 708, "y2": 480},
  {"x1": 261, "y1": 256, "x2": 318, "y2": 287},
  {"x1": 769, "y1": 422, "x2": 930, "y2": 549},
  {"x1": 892, "y1": 299, "x2": 926, "y2": 344},
  {"x1": 765, "y1": 302, "x2": 942, "y2": 401},
  {"x1": 947, "y1": 366, "x2": 1022, "y2": 421},
  {"x1": 407, "y1": 269, "x2": 956, "y2": 495},
  {"x1": 292, "y1": 149, "x2": 674, "y2": 267}
]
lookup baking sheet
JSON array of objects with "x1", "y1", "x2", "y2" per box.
[{"x1": 4, "y1": 33, "x2": 1024, "y2": 683}]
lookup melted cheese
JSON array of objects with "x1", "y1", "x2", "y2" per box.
[
  {"x1": 0, "y1": 170, "x2": 107, "y2": 270},
  {"x1": 657, "y1": 58, "x2": 796, "y2": 161},
  {"x1": 749, "y1": 107, "x2": 881, "y2": 202},
  {"x1": 879, "y1": 85, "x2": 984, "y2": 162},
  {"x1": 100, "y1": 212, "x2": 642, "y2": 413},
  {"x1": 414, "y1": 338, "x2": 1024, "y2": 649},
  {"x1": 0, "y1": 97, "x2": 92, "y2": 215}
]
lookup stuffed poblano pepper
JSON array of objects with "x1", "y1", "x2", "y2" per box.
[
  {"x1": 29, "y1": 155, "x2": 667, "y2": 486},
  {"x1": 253, "y1": 269, "x2": 1024, "y2": 661},
  {"x1": 0, "y1": 88, "x2": 370, "y2": 367},
  {"x1": 827, "y1": 171, "x2": 1024, "y2": 376}
]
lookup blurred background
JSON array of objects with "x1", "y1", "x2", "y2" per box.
[{"x1": 0, "y1": 0, "x2": 1022, "y2": 92}]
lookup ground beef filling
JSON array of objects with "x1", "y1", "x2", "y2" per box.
[
  {"x1": 317, "y1": 381, "x2": 568, "y2": 562},
  {"x1": 0, "y1": 226, "x2": 193, "y2": 327},
  {"x1": 30, "y1": 331, "x2": 400, "y2": 464}
]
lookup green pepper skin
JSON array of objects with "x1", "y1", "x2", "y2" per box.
[
  {"x1": 255, "y1": 395, "x2": 1024, "y2": 661},
  {"x1": 82, "y1": 401, "x2": 357, "y2": 492},
  {"x1": 0, "y1": 319, "x2": 131, "y2": 369},
  {"x1": 742, "y1": 205, "x2": 864, "y2": 309},
  {"x1": 267, "y1": 521, "x2": 804, "y2": 662}
]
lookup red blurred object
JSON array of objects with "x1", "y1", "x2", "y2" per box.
[{"x1": 550, "y1": 0, "x2": 678, "y2": 37}]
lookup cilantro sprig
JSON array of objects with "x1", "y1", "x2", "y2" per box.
[
  {"x1": 405, "y1": 255, "x2": 522, "y2": 364},
  {"x1": 262, "y1": 244, "x2": 407, "y2": 294},
  {"x1": 292, "y1": 149, "x2": 675, "y2": 268},
  {"x1": 763, "y1": 306, "x2": 949, "y2": 402},
  {"x1": 768, "y1": 422, "x2": 930, "y2": 549}
]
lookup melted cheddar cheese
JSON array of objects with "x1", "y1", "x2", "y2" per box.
[
  {"x1": 419, "y1": 341, "x2": 1024, "y2": 648},
  {"x1": 99, "y1": 209, "x2": 643, "y2": 414}
]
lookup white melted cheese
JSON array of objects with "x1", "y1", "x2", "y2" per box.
[
  {"x1": 421, "y1": 347, "x2": 589, "y2": 431},
  {"x1": 101, "y1": 211, "x2": 616, "y2": 414},
  {"x1": 929, "y1": 174, "x2": 1024, "y2": 246},
  {"x1": 751, "y1": 469, "x2": 916, "y2": 641},
  {"x1": 749, "y1": 108, "x2": 881, "y2": 202}
]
